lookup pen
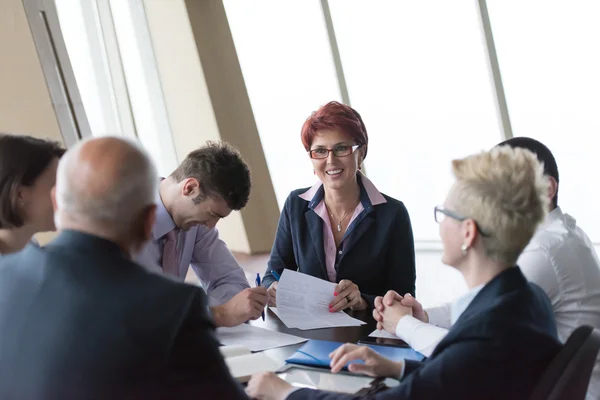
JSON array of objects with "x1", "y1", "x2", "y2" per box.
[
  {"x1": 256, "y1": 273, "x2": 265, "y2": 321},
  {"x1": 271, "y1": 270, "x2": 281, "y2": 281}
]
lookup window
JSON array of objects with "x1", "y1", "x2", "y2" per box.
[
  {"x1": 329, "y1": 0, "x2": 504, "y2": 243},
  {"x1": 55, "y1": 0, "x2": 126, "y2": 137},
  {"x1": 224, "y1": 0, "x2": 341, "y2": 208},
  {"x1": 54, "y1": 0, "x2": 177, "y2": 176},
  {"x1": 488, "y1": 0, "x2": 600, "y2": 241}
]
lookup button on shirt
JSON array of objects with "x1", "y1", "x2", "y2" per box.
[
  {"x1": 135, "y1": 194, "x2": 249, "y2": 306},
  {"x1": 394, "y1": 207, "x2": 600, "y2": 400}
]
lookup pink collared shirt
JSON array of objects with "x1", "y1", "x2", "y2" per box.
[{"x1": 299, "y1": 173, "x2": 387, "y2": 282}]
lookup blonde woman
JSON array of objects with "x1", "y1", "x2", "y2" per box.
[{"x1": 246, "y1": 146, "x2": 561, "y2": 400}]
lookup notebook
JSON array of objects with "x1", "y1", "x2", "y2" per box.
[
  {"x1": 286, "y1": 340, "x2": 425, "y2": 369},
  {"x1": 219, "y1": 345, "x2": 282, "y2": 383}
]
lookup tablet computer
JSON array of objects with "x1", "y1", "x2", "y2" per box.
[
  {"x1": 357, "y1": 335, "x2": 410, "y2": 348},
  {"x1": 276, "y1": 364, "x2": 399, "y2": 395}
]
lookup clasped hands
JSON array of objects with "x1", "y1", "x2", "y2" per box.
[{"x1": 373, "y1": 290, "x2": 428, "y2": 334}]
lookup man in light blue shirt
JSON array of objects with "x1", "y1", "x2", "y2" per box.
[{"x1": 136, "y1": 141, "x2": 267, "y2": 328}]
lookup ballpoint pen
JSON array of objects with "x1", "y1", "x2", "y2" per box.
[{"x1": 256, "y1": 273, "x2": 265, "y2": 321}]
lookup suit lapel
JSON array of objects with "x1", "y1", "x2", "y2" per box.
[
  {"x1": 342, "y1": 213, "x2": 374, "y2": 253},
  {"x1": 305, "y1": 210, "x2": 328, "y2": 278}
]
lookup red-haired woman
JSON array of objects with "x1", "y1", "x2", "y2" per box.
[{"x1": 262, "y1": 102, "x2": 415, "y2": 311}]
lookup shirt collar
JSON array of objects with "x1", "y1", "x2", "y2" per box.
[
  {"x1": 153, "y1": 192, "x2": 176, "y2": 240},
  {"x1": 298, "y1": 172, "x2": 387, "y2": 208},
  {"x1": 451, "y1": 284, "x2": 485, "y2": 325}
]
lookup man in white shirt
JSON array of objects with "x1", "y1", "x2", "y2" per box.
[{"x1": 386, "y1": 137, "x2": 600, "y2": 400}]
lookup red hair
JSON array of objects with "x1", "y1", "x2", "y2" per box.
[{"x1": 300, "y1": 101, "x2": 369, "y2": 159}]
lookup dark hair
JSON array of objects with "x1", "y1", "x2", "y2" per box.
[
  {"x1": 0, "y1": 134, "x2": 65, "y2": 228},
  {"x1": 171, "y1": 141, "x2": 251, "y2": 210},
  {"x1": 497, "y1": 136, "x2": 559, "y2": 208},
  {"x1": 301, "y1": 101, "x2": 369, "y2": 160}
]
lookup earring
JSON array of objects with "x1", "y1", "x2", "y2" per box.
[
  {"x1": 313, "y1": 169, "x2": 316, "y2": 175},
  {"x1": 461, "y1": 244, "x2": 468, "y2": 256}
]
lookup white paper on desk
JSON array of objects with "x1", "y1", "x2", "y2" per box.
[
  {"x1": 275, "y1": 270, "x2": 366, "y2": 330},
  {"x1": 216, "y1": 323, "x2": 307, "y2": 352},
  {"x1": 368, "y1": 329, "x2": 398, "y2": 339}
]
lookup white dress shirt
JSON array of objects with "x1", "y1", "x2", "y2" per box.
[{"x1": 395, "y1": 207, "x2": 600, "y2": 400}]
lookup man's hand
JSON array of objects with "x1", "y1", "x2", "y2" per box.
[
  {"x1": 329, "y1": 343, "x2": 403, "y2": 378},
  {"x1": 267, "y1": 281, "x2": 278, "y2": 307},
  {"x1": 373, "y1": 290, "x2": 413, "y2": 333},
  {"x1": 211, "y1": 287, "x2": 267, "y2": 327},
  {"x1": 400, "y1": 293, "x2": 428, "y2": 323},
  {"x1": 246, "y1": 372, "x2": 294, "y2": 400},
  {"x1": 329, "y1": 279, "x2": 368, "y2": 312}
]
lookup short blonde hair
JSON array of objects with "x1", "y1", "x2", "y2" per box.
[{"x1": 448, "y1": 146, "x2": 549, "y2": 265}]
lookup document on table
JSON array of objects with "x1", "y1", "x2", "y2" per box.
[
  {"x1": 216, "y1": 323, "x2": 308, "y2": 352},
  {"x1": 368, "y1": 329, "x2": 398, "y2": 339},
  {"x1": 275, "y1": 269, "x2": 366, "y2": 330}
]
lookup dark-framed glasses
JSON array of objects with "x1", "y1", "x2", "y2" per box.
[
  {"x1": 308, "y1": 144, "x2": 362, "y2": 160},
  {"x1": 434, "y1": 206, "x2": 490, "y2": 237}
]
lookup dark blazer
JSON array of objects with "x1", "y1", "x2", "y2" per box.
[
  {"x1": 0, "y1": 230, "x2": 245, "y2": 400},
  {"x1": 263, "y1": 177, "x2": 416, "y2": 308},
  {"x1": 289, "y1": 267, "x2": 562, "y2": 400}
]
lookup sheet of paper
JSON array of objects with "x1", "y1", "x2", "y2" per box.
[
  {"x1": 368, "y1": 329, "x2": 398, "y2": 339},
  {"x1": 216, "y1": 323, "x2": 308, "y2": 352},
  {"x1": 275, "y1": 270, "x2": 366, "y2": 330}
]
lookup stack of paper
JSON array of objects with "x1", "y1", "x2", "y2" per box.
[
  {"x1": 219, "y1": 345, "x2": 281, "y2": 383},
  {"x1": 216, "y1": 323, "x2": 308, "y2": 352},
  {"x1": 274, "y1": 270, "x2": 366, "y2": 330}
]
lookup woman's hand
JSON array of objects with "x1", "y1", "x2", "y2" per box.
[
  {"x1": 246, "y1": 372, "x2": 294, "y2": 400},
  {"x1": 329, "y1": 343, "x2": 403, "y2": 377},
  {"x1": 267, "y1": 282, "x2": 278, "y2": 307},
  {"x1": 329, "y1": 279, "x2": 367, "y2": 312}
]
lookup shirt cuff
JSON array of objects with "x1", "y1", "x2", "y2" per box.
[
  {"x1": 398, "y1": 359, "x2": 406, "y2": 379},
  {"x1": 425, "y1": 304, "x2": 452, "y2": 328},
  {"x1": 395, "y1": 315, "x2": 427, "y2": 339}
]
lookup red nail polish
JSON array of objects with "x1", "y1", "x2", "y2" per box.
[{"x1": 334, "y1": 292, "x2": 338, "y2": 296}]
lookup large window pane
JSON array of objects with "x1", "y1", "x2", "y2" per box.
[
  {"x1": 224, "y1": 1, "x2": 341, "y2": 208},
  {"x1": 109, "y1": 0, "x2": 178, "y2": 176},
  {"x1": 55, "y1": 0, "x2": 122, "y2": 137},
  {"x1": 488, "y1": 0, "x2": 600, "y2": 241},
  {"x1": 329, "y1": 0, "x2": 504, "y2": 242}
]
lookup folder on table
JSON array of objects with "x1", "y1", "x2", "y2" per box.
[{"x1": 285, "y1": 339, "x2": 425, "y2": 369}]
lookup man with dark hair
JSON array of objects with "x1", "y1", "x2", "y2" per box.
[
  {"x1": 388, "y1": 137, "x2": 600, "y2": 400},
  {"x1": 497, "y1": 136, "x2": 560, "y2": 208},
  {"x1": 136, "y1": 141, "x2": 267, "y2": 328}
]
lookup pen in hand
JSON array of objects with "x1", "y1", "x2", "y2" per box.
[{"x1": 255, "y1": 273, "x2": 265, "y2": 321}]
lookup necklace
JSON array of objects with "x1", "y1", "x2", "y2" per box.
[{"x1": 326, "y1": 205, "x2": 356, "y2": 232}]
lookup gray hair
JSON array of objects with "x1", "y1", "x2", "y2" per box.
[{"x1": 54, "y1": 137, "x2": 157, "y2": 235}]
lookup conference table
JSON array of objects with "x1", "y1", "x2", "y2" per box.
[{"x1": 249, "y1": 307, "x2": 377, "y2": 365}]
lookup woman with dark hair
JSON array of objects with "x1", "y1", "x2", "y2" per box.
[
  {"x1": 262, "y1": 101, "x2": 416, "y2": 311},
  {"x1": 0, "y1": 134, "x2": 65, "y2": 254}
]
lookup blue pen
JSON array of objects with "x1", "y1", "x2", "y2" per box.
[
  {"x1": 271, "y1": 270, "x2": 281, "y2": 281},
  {"x1": 256, "y1": 273, "x2": 265, "y2": 321}
]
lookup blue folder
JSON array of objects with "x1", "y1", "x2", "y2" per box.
[{"x1": 286, "y1": 339, "x2": 425, "y2": 369}]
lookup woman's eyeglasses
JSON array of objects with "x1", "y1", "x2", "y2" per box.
[
  {"x1": 308, "y1": 144, "x2": 362, "y2": 160},
  {"x1": 434, "y1": 206, "x2": 490, "y2": 237}
]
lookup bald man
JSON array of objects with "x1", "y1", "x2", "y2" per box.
[{"x1": 0, "y1": 137, "x2": 246, "y2": 399}]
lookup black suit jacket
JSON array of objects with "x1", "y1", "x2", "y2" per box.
[
  {"x1": 0, "y1": 230, "x2": 246, "y2": 399},
  {"x1": 263, "y1": 176, "x2": 416, "y2": 308},
  {"x1": 289, "y1": 267, "x2": 561, "y2": 400}
]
